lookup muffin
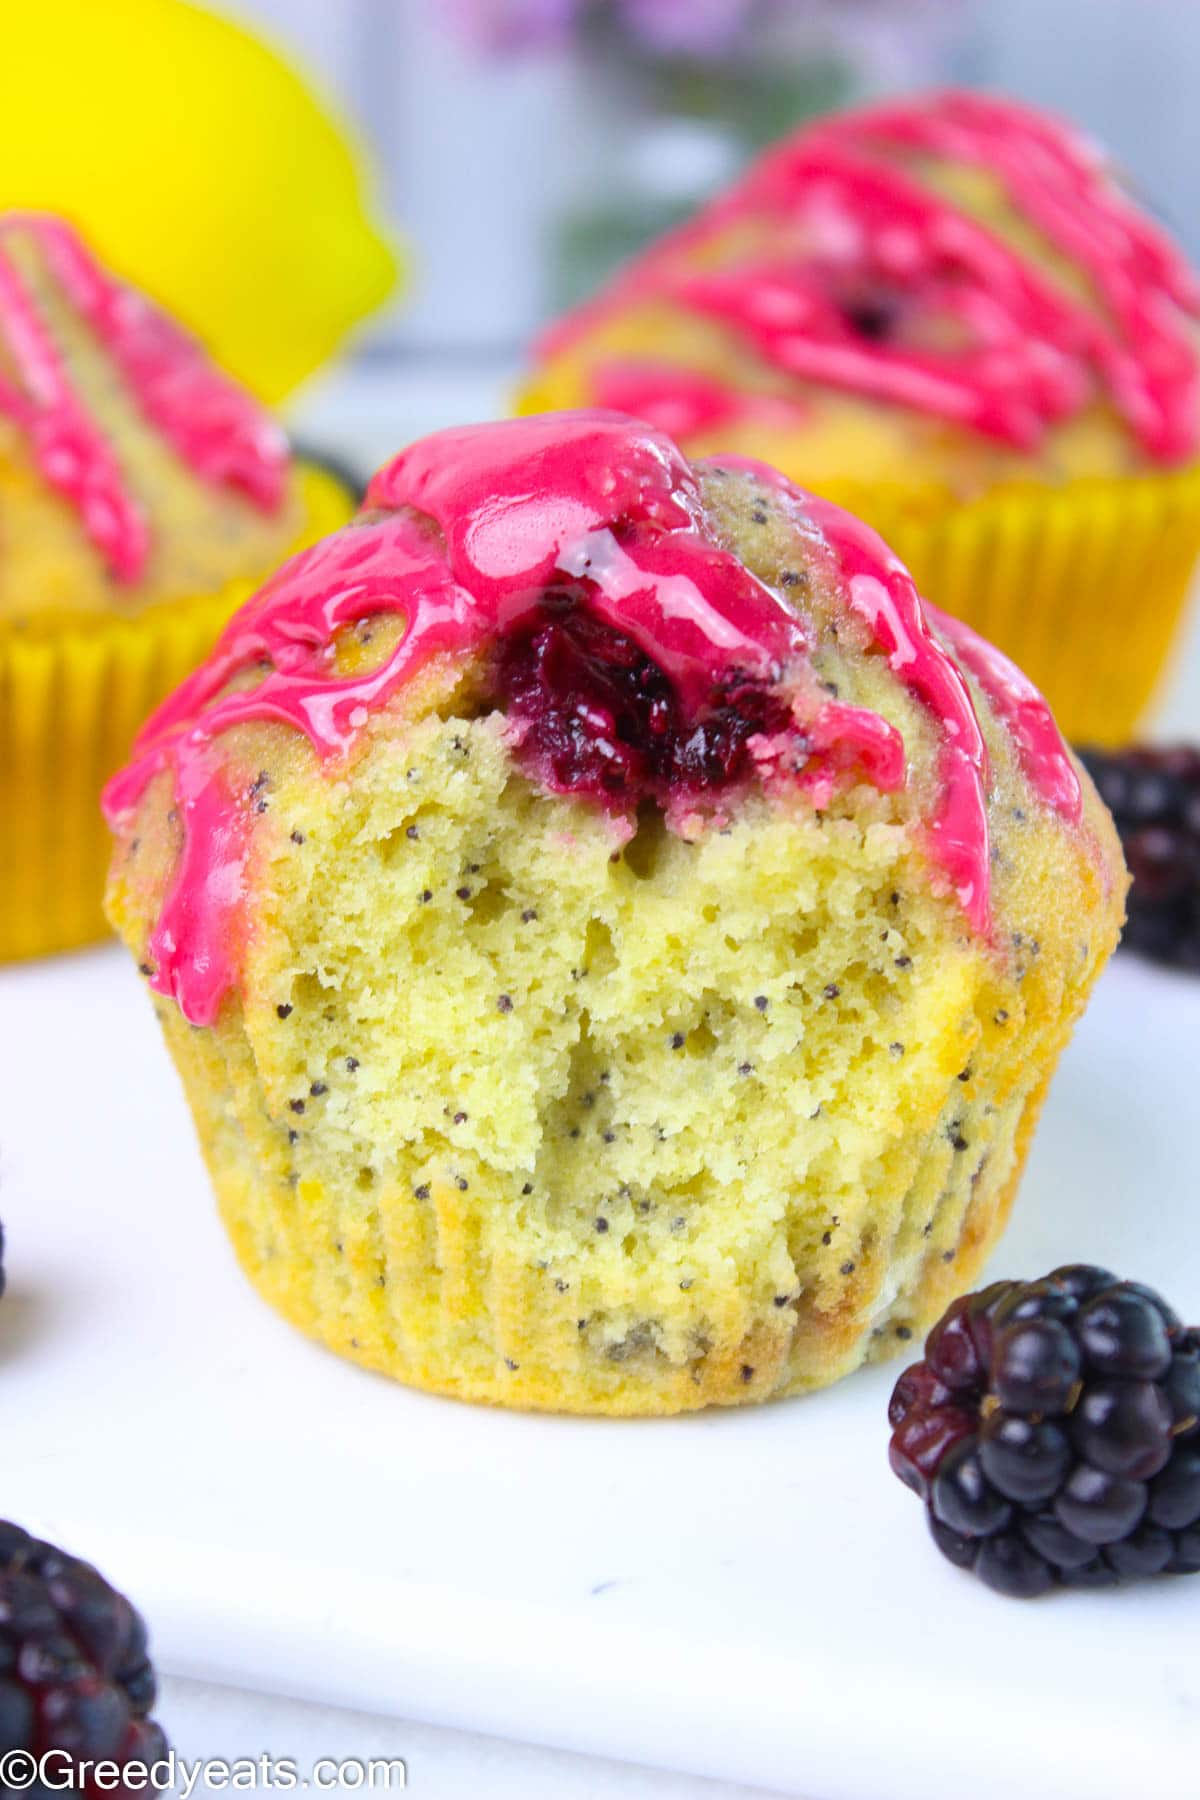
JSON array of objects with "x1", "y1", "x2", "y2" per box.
[
  {"x1": 0, "y1": 211, "x2": 352, "y2": 959},
  {"x1": 522, "y1": 91, "x2": 1200, "y2": 746},
  {"x1": 103, "y1": 410, "x2": 1125, "y2": 1416}
]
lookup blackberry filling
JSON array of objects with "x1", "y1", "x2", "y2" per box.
[
  {"x1": 493, "y1": 598, "x2": 795, "y2": 808},
  {"x1": 839, "y1": 287, "x2": 904, "y2": 343}
]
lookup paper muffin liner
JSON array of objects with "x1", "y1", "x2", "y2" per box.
[
  {"x1": 0, "y1": 464, "x2": 352, "y2": 962},
  {"x1": 790, "y1": 464, "x2": 1200, "y2": 750},
  {"x1": 149, "y1": 981, "x2": 1079, "y2": 1416}
]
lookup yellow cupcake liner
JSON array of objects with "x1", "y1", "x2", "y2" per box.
[
  {"x1": 777, "y1": 464, "x2": 1200, "y2": 749},
  {"x1": 0, "y1": 463, "x2": 352, "y2": 962},
  {"x1": 164, "y1": 1000, "x2": 1061, "y2": 1415}
]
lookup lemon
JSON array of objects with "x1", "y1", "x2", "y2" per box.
[{"x1": 0, "y1": 0, "x2": 400, "y2": 400}]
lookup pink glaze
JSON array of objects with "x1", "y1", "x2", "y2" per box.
[
  {"x1": 926, "y1": 601, "x2": 1082, "y2": 821},
  {"x1": 748, "y1": 461, "x2": 1083, "y2": 847},
  {"x1": 0, "y1": 235, "x2": 148, "y2": 580},
  {"x1": 365, "y1": 414, "x2": 812, "y2": 713},
  {"x1": 147, "y1": 755, "x2": 256, "y2": 1034},
  {"x1": 590, "y1": 360, "x2": 809, "y2": 443},
  {"x1": 843, "y1": 92, "x2": 1200, "y2": 461},
  {"x1": 537, "y1": 92, "x2": 1200, "y2": 463},
  {"x1": 103, "y1": 414, "x2": 1079, "y2": 1025},
  {"x1": 718, "y1": 454, "x2": 993, "y2": 923},
  {"x1": 0, "y1": 213, "x2": 289, "y2": 582}
]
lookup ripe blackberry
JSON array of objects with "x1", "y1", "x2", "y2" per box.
[
  {"x1": 0, "y1": 1521, "x2": 166, "y2": 1782},
  {"x1": 889, "y1": 1268, "x2": 1200, "y2": 1595},
  {"x1": 1078, "y1": 744, "x2": 1200, "y2": 972}
]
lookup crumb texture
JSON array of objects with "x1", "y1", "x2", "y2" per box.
[{"x1": 110, "y1": 723, "x2": 1122, "y2": 1414}]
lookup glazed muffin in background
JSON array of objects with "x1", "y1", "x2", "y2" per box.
[
  {"x1": 104, "y1": 411, "x2": 1125, "y2": 1416},
  {"x1": 0, "y1": 211, "x2": 352, "y2": 960},
  {"x1": 522, "y1": 91, "x2": 1200, "y2": 747}
]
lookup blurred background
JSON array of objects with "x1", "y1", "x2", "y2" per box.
[
  {"x1": 168, "y1": 0, "x2": 1197, "y2": 473},
  {"x1": 11, "y1": 0, "x2": 1197, "y2": 458},
  {"x1": 245, "y1": 0, "x2": 1199, "y2": 355}
]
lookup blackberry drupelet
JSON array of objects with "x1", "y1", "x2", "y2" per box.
[
  {"x1": 1078, "y1": 745, "x2": 1200, "y2": 972},
  {"x1": 0, "y1": 1521, "x2": 166, "y2": 1781},
  {"x1": 889, "y1": 1267, "x2": 1200, "y2": 1595}
]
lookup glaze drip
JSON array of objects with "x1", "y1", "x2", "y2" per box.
[
  {"x1": 590, "y1": 361, "x2": 809, "y2": 445},
  {"x1": 733, "y1": 460, "x2": 995, "y2": 925},
  {"x1": 543, "y1": 91, "x2": 1200, "y2": 463},
  {"x1": 103, "y1": 413, "x2": 1078, "y2": 1026},
  {"x1": 0, "y1": 213, "x2": 289, "y2": 582}
]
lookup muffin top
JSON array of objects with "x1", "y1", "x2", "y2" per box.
[
  {"x1": 0, "y1": 211, "x2": 300, "y2": 622},
  {"x1": 104, "y1": 410, "x2": 1122, "y2": 1028},
  {"x1": 524, "y1": 92, "x2": 1200, "y2": 502}
]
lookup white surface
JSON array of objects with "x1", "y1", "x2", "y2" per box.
[
  {"x1": 160, "y1": 1676, "x2": 793, "y2": 1799},
  {"x1": 3, "y1": 945, "x2": 1200, "y2": 1799}
]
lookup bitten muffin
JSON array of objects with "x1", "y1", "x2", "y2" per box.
[
  {"x1": 0, "y1": 211, "x2": 352, "y2": 959},
  {"x1": 522, "y1": 91, "x2": 1200, "y2": 745},
  {"x1": 104, "y1": 411, "x2": 1125, "y2": 1416}
]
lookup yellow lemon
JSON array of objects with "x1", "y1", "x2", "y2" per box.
[{"x1": 1, "y1": 0, "x2": 400, "y2": 400}]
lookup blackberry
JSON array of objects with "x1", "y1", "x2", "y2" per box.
[
  {"x1": 1078, "y1": 744, "x2": 1200, "y2": 972},
  {"x1": 0, "y1": 1521, "x2": 166, "y2": 1782},
  {"x1": 494, "y1": 601, "x2": 793, "y2": 809},
  {"x1": 889, "y1": 1268, "x2": 1200, "y2": 1595}
]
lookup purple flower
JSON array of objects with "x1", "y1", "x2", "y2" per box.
[
  {"x1": 445, "y1": 0, "x2": 768, "y2": 57},
  {"x1": 443, "y1": 0, "x2": 955, "y2": 62},
  {"x1": 616, "y1": 0, "x2": 760, "y2": 57},
  {"x1": 445, "y1": 0, "x2": 582, "y2": 53}
]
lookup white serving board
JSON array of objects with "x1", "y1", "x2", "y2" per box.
[{"x1": 3, "y1": 942, "x2": 1199, "y2": 1800}]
